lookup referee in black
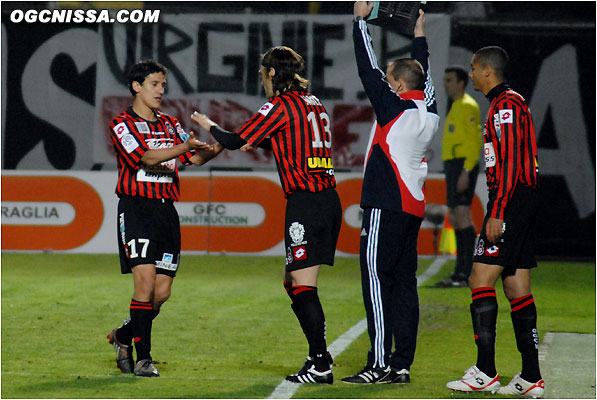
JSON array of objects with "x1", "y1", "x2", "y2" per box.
[
  {"x1": 107, "y1": 60, "x2": 222, "y2": 377},
  {"x1": 192, "y1": 46, "x2": 342, "y2": 385}
]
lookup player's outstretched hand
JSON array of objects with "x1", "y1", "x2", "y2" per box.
[
  {"x1": 186, "y1": 130, "x2": 213, "y2": 151},
  {"x1": 240, "y1": 143, "x2": 255, "y2": 152},
  {"x1": 414, "y1": 9, "x2": 425, "y2": 37},
  {"x1": 191, "y1": 111, "x2": 218, "y2": 132}
]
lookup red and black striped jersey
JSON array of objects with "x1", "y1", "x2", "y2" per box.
[
  {"x1": 109, "y1": 106, "x2": 195, "y2": 201},
  {"x1": 483, "y1": 83, "x2": 539, "y2": 220},
  {"x1": 237, "y1": 90, "x2": 336, "y2": 196}
]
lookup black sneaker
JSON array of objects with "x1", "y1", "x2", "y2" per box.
[
  {"x1": 378, "y1": 368, "x2": 411, "y2": 384},
  {"x1": 341, "y1": 366, "x2": 391, "y2": 384},
  {"x1": 435, "y1": 276, "x2": 468, "y2": 288},
  {"x1": 285, "y1": 354, "x2": 333, "y2": 384},
  {"x1": 107, "y1": 328, "x2": 134, "y2": 374},
  {"x1": 134, "y1": 359, "x2": 160, "y2": 377}
]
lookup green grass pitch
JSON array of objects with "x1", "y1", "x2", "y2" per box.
[{"x1": 1, "y1": 253, "x2": 595, "y2": 398}]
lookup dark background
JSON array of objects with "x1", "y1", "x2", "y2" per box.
[{"x1": 1, "y1": 2, "x2": 595, "y2": 259}]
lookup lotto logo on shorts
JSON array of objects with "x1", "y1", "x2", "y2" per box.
[
  {"x1": 293, "y1": 246, "x2": 307, "y2": 260},
  {"x1": 485, "y1": 245, "x2": 500, "y2": 256}
]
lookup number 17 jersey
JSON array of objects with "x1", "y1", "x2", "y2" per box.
[{"x1": 237, "y1": 90, "x2": 336, "y2": 197}]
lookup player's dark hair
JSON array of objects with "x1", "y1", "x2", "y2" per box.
[
  {"x1": 474, "y1": 46, "x2": 509, "y2": 81},
  {"x1": 261, "y1": 46, "x2": 308, "y2": 95},
  {"x1": 127, "y1": 59, "x2": 168, "y2": 96},
  {"x1": 389, "y1": 58, "x2": 425, "y2": 91},
  {"x1": 445, "y1": 65, "x2": 469, "y2": 87}
]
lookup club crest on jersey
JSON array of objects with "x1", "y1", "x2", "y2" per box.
[
  {"x1": 164, "y1": 121, "x2": 175, "y2": 135},
  {"x1": 499, "y1": 109, "x2": 513, "y2": 124},
  {"x1": 286, "y1": 247, "x2": 293, "y2": 265},
  {"x1": 258, "y1": 102, "x2": 274, "y2": 116},
  {"x1": 289, "y1": 222, "x2": 306, "y2": 246}
]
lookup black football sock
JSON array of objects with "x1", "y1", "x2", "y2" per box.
[
  {"x1": 460, "y1": 226, "x2": 476, "y2": 279},
  {"x1": 291, "y1": 286, "x2": 328, "y2": 369},
  {"x1": 116, "y1": 317, "x2": 133, "y2": 345},
  {"x1": 285, "y1": 281, "x2": 311, "y2": 341},
  {"x1": 470, "y1": 287, "x2": 498, "y2": 377},
  {"x1": 130, "y1": 299, "x2": 153, "y2": 362},
  {"x1": 283, "y1": 281, "x2": 294, "y2": 302},
  {"x1": 510, "y1": 294, "x2": 542, "y2": 382},
  {"x1": 453, "y1": 228, "x2": 465, "y2": 278},
  {"x1": 117, "y1": 306, "x2": 161, "y2": 345}
]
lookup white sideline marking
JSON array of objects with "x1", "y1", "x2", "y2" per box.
[{"x1": 267, "y1": 257, "x2": 447, "y2": 399}]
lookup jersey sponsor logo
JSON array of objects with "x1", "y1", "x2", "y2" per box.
[
  {"x1": 499, "y1": 109, "x2": 513, "y2": 124},
  {"x1": 135, "y1": 121, "x2": 150, "y2": 134},
  {"x1": 121, "y1": 133, "x2": 139, "y2": 153},
  {"x1": 113, "y1": 122, "x2": 130, "y2": 138},
  {"x1": 258, "y1": 102, "x2": 274, "y2": 116},
  {"x1": 307, "y1": 157, "x2": 334, "y2": 170},
  {"x1": 484, "y1": 142, "x2": 496, "y2": 168},
  {"x1": 293, "y1": 245, "x2": 307, "y2": 260},
  {"x1": 289, "y1": 221, "x2": 306, "y2": 246},
  {"x1": 156, "y1": 253, "x2": 178, "y2": 271},
  {"x1": 146, "y1": 137, "x2": 174, "y2": 149},
  {"x1": 137, "y1": 160, "x2": 175, "y2": 183}
]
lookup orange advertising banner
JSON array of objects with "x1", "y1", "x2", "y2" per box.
[{"x1": 1, "y1": 172, "x2": 486, "y2": 255}]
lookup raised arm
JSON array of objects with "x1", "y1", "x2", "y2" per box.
[{"x1": 410, "y1": 10, "x2": 437, "y2": 114}]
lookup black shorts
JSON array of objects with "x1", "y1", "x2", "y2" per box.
[
  {"x1": 117, "y1": 196, "x2": 181, "y2": 278},
  {"x1": 284, "y1": 188, "x2": 342, "y2": 272},
  {"x1": 473, "y1": 186, "x2": 538, "y2": 275},
  {"x1": 444, "y1": 158, "x2": 480, "y2": 208}
]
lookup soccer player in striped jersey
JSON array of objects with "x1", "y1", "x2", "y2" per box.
[
  {"x1": 342, "y1": 3, "x2": 439, "y2": 385},
  {"x1": 106, "y1": 59, "x2": 222, "y2": 377},
  {"x1": 191, "y1": 46, "x2": 342, "y2": 385},
  {"x1": 446, "y1": 47, "x2": 544, "y2": 398}
]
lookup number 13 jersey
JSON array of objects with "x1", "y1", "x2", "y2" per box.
[{"x1": 237, "y1": 90, "x2": 336, "y2": 197}]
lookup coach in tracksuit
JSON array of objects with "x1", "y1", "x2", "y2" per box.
[{"x1": 342, "y1": 3, "x2": 439, "y2": 385}]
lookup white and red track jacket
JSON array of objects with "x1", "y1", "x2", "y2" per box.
[{"x1": 353, "y1": 19, "x2": 439, "y2": 218}]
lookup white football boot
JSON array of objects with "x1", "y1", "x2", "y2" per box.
[
  {"x1": 447, "y1": 365, "x2": 501, "y2": 393},
  {"x1": 498, "y1": 374, "x2": 545, "y2": 398}
]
